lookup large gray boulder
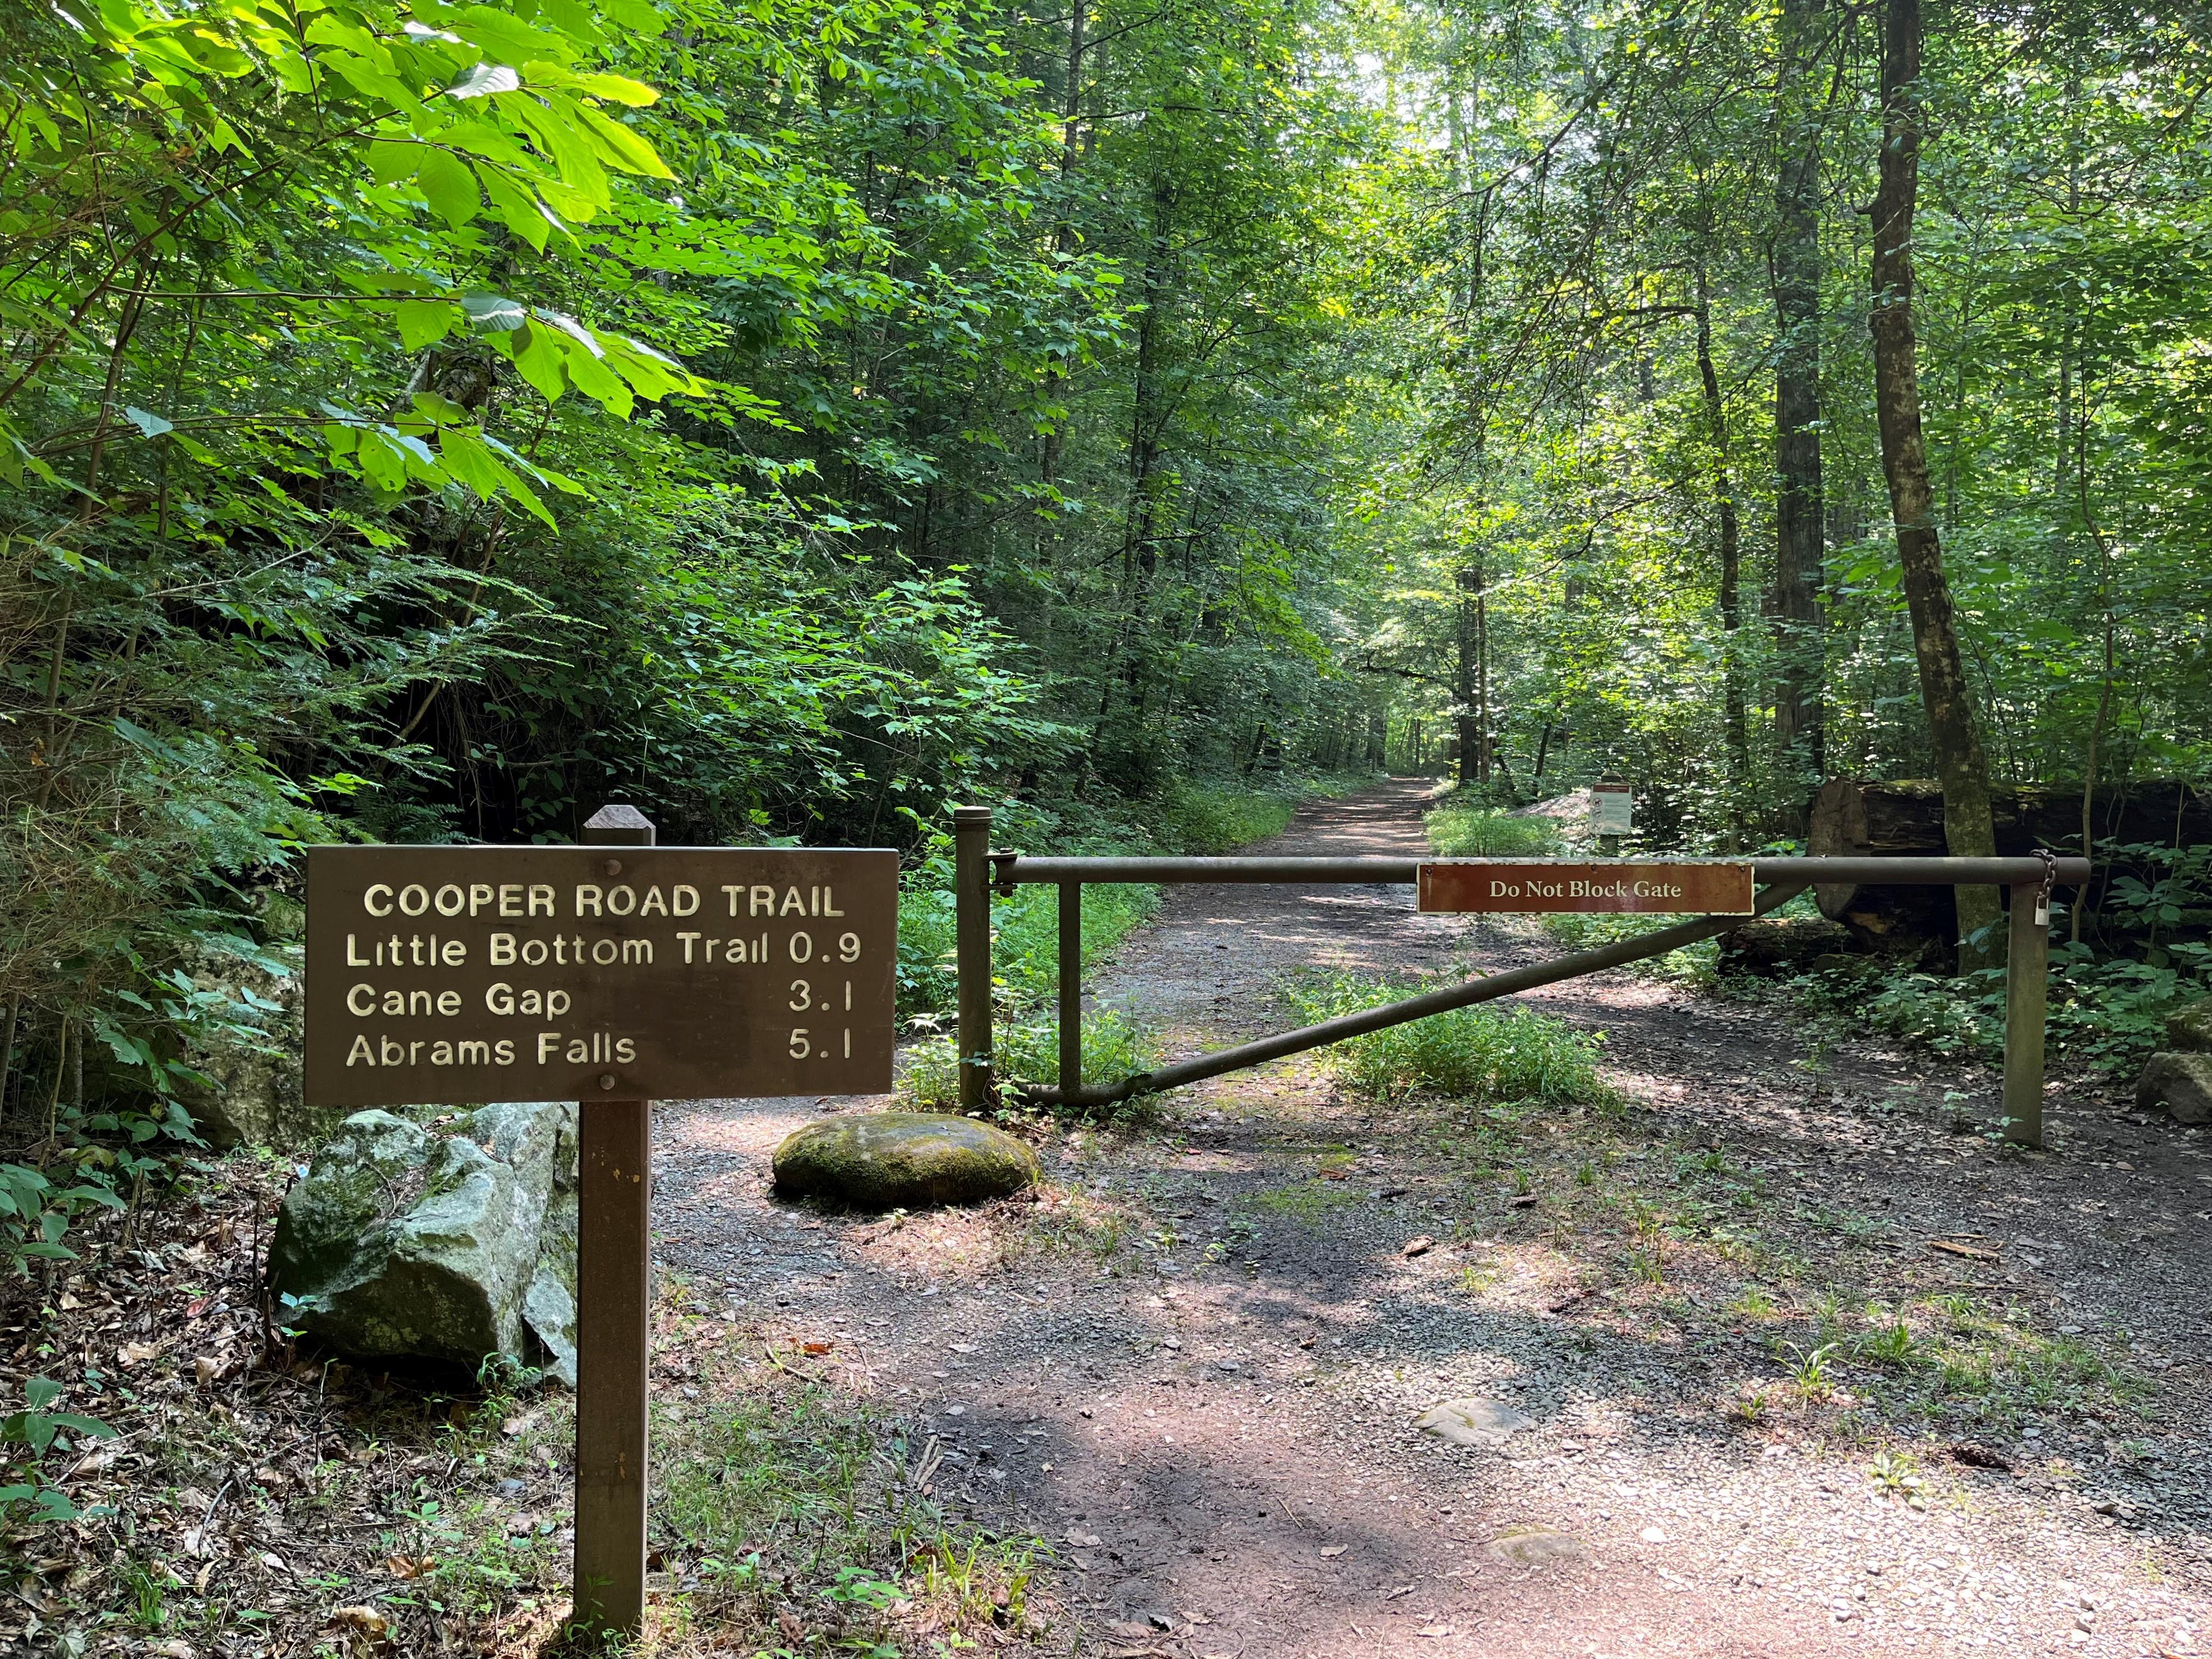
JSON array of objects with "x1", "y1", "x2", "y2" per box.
[
  {"x1": 2168, "y1": 996, "x2": 2212, "y2": 1054},
  {"x1": 2138, "y1": 1052, "x2": 2212, "y2": 1126},
  {"x1": 268, "y1": 1102, "x2": 579, "y2": 1382},
  {"x1": 772, "y1": 1112, "x2": 1041, "y2": 1208}
]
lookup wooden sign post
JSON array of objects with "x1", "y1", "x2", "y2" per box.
[
  {"x1": 303, "y1": 813, "x2": 899, "y2": 1640},
  {"x1": 1418, "y1": 860, "x2": 1755, "y2": 915},
  {"x1": 575, "y1": 805, "x2": 653, "y2": 1638}
]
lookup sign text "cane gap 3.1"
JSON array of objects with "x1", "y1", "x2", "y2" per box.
[
  {"x1": 1417, "y1": 860, "x2": 1755, "y2": 916},
  {"x1": 304, "y1": 846, "x2": 897, "y2": 1107}
]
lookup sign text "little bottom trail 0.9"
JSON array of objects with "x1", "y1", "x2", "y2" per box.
[{"x1": 304, "y1": 846, "x2": 898, "y2": 1108}]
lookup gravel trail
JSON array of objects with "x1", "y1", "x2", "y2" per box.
[{"x1": 654, "y1": 780, "x2": 2212, "y2": 1658}]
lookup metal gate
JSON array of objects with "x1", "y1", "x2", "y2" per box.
[{"x1": 948, "y1": 805, "x2": 2089, "y2": 1148}]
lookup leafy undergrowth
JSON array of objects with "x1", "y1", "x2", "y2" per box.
[
  {"x1": 1283, "y1": 974, "x2": 1611, "y2": 1104},
  {"x1": 1423, "y1": 799, "x2": 1564, "y2": 858},
  {"x1": 0, "y1": 1157, "x2": 1060, "y2": 1659},
  {"x1": 1796, "y1": 950, "x2": 2210, "y2": 1081},
  {"x1": 1776, "y1": 840, "x2": 2212, "y2": 1081}
]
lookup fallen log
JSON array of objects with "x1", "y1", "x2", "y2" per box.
[
  {"x1": 1715, "y1": 916, "x2": 1854, "y2": 977},
  {"x1": 1807, "y1": 778, "x2": 2212, "y2": 958}
]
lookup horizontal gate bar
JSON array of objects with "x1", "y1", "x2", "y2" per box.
[
  {"x1": 1029, "y1": 881, "x2": 1815, "y2": 1109},
  {"x1": 995, "y1": 854, "x2": 2091, "y2": 887}
]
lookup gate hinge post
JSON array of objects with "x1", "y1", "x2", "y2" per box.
[{"x1": 954, "y1": 806, "x2": 995, "y2": 1108}]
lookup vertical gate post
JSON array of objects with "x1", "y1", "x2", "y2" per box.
[
  {"x1": 2002, "y1": 880, "x2": 2049, "y2": 1149},
  {"x1": 954, "y1": 806, "x2": 994, "y2": 1108},
  {"x1": 1059, "y1": 881, "x2": 1083, "y2": 1105},
  {"x1": 575, "y1": 804, "x2": 656, "y2": 1638}
]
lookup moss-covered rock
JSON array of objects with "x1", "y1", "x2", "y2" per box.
[
  {"x1": 772, "y1": 1112, "x2": 1041, "y2": 1208},
  {"x1": 267, "y1": 1102, "x2": 579, "y2": 1379},
  {"x1": 2167, "y1": 995, "x2": 2212, "y2": 1054}
]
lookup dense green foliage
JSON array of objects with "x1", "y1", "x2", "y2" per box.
[
  {"x1": 1341, "y1": 1, "x2": 2211, "y2": 847},
  {"x1": 0, "y1": 0, "x2": 1387, "y2": 1119},
  {"x1": 3, "y1": 0, "x2": 2208, "y2": 1125}
]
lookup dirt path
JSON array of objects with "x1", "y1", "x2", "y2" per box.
[{"x1": 654, "y1": 781, "x2": 2212, "y2": 1658}]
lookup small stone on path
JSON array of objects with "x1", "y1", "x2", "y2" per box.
[
  {"x1": 1486, "y1": 1525, "x2": 1586, "y2": 1566},
  {"x1": 1416, "y1": 1397, "x2": 1532, "y2": 1446}
]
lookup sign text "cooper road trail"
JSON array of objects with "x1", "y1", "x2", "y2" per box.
[{"x1": 305, "y1": 846, "x2": 897, "y2": 1107}]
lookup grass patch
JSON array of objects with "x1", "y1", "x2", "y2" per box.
[
  {"x1": 1284, "y1": 973, "x2": 1610, "y2": 1104},
  {"x1": 654, "y1": 1375, "x2": 1047, "y2": 1652},
  {"x1": 992, "y1": 881, "x2": 1160, "y2": 1002},
  {"x1": 897, "y1": 1010, "x2": 1159, "y2": 1112},
  {"x1": 1021, "y1": 1185, "x2": 1133, "y2": 1262},
  {"x1": 1426, "y1": 800, "x2": 1564, "y2": 857},
  {"x1": 1149, "y1": 777, "x2": 1300, "y2": 852},
  {"x1": 1244, "y1": 1180, "x2": 1357, "y2": 1223}
]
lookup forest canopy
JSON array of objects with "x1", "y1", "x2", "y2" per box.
[{"x1": 2, "y1": 0, "x2": 2209, "y2": 1115}]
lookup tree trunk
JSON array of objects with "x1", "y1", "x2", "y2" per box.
[
  {"x1": 1695, "y1": 265, "x2": 1749, "y2": 826},
  {"x1": 1772, "y1": 0, "x2": 1826, "y2": 781},
  {"x1": 1454, "y1": 565, "x2": 1481, "y2": 787},
  {"x1": 1869, "y1": 0, "x2": 2002, "y2": 972},
  {"x1": 1476, "y1": 566, "x2": 1492, "y2": 782},
  {"x1": 1040, "y1": 0, "x2": 1086, "y2": 488}
]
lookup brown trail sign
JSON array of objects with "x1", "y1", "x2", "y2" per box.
[
  {"x1": 304, "y1": 842, "x2": 897, "y2": 1104},
  {"x1": 303, "y1": 809, "x2": 899, "y2": 1638},
  {"x1": 1418, "y1": 859, "x2": 1755, "y2": 915}
]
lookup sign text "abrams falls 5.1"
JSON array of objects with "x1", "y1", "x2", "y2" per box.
[{"x1": 304, "y1": 847, "x2": 898, "y2": 1107}]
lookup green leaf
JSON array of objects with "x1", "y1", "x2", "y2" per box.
[
  {"x1": 445, "y1": 62, "x2": 522, "y2": 99},
  {"x1": 576, "y1": 107, "x2": 673, "y2": 179},
  {"x1": 477, "y1": 166, "x2": 555, "y2": 252},
  {"x1": 570, "y1": 72, "x2": 658, "y2": 107},
  {"x1": 367, "y1": 139, "x2": 418, "y2": 185},
  {"x1": 395, "y1": 299, "x2": 454, "y2": 351},
  {"x1": 512, "y1": 325, "x2": 569, "y2": 401},
  {"x1": 354, "y1": 429, "x2": 410, "y2": 492},
  {"x1": 414, "y1": 149, "x2": 480, "y2": 227},
  {"x1": 448, "y1": 7, "x2": 571, "y2": 67},
  {"x1": 461, "y1": 293, "x2": 527, "y2": 332},
  {"x1": 42, "y1": 1412, "x2": 116, "y2": 1439},
  {"x1": 439, "y1": 427, "x2": 555, "y2": 524},
  {"x1": 561, "y1": 342, "x2": 632, "y2": 417},
  {"x1": 410, "y1": 391, "x2": 469, "y2": 426}
]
